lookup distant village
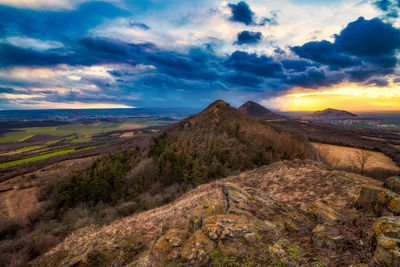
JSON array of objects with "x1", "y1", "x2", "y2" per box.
[{"x1": 319, "y1": 119, "x2": 398, "y2": 129}]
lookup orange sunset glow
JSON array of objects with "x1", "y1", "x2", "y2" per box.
[{"x1": 265, "y1": 83, "x2": 400, "y2": 112}]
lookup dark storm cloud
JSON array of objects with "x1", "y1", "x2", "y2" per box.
[
  {"x1": 225, "y1": 51, "x2": 283, "y2": 78},
  {"x1": 0, "y1": 36, "x2": 157, "y2": 67},
  {"x1": 228, "y1": 1, "x2": 277, "y2": 26},
  {"x1": 291, "y1": 17, "x2": 400, "y2": 82},
  {"x1": 146, "y1": 48, "x2": 220, "y2": 81},
  {"x1": 334, "y1": 17, "x2": 400, "y2": 58},
  {"x1": 366, "y1": 78, "x2": 389, "y2": 87},
  {"x1": 224, "y1": 72, "x2": 263, "y2": 87},
  {"x1": 0, "y1": 87, "x2": 20, "y2": 94},
  {"x1": 228, "y1": 1, "x2": 254, "y2": 25},
  {"x1": 0, "y1": 2, "x2": 129, "y2": 40},
  {"x1": 286, "y1": 68, "x2": 346, "y2": 89},
  {"x1": 234, "y1": 31, "x2": 262, "y2": 45},
  {"x1": 281, "y1": 59, "x2": 319, "y2": 72},
  {"x1": 375, "y1": 0, "x2": 392, "y2": 11},
  {"x1": 291, "y1": 40, "x2": 360, "y2": 69},
  {"x1": 128, "y1": 22, "x2": 151, "y2": 30}
]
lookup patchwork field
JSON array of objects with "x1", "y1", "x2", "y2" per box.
[{"x1": 312, "y1": 142, "x2": 400, "y2": 171}]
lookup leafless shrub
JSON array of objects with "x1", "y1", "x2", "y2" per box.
[{"x1": 350, "y1": 149, "x2": 373, "y2": 175}]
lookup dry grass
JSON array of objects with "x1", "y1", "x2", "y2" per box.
[
  {"x1": 119, "y1": 124, "x2": 144, "y2": 130},
  {"x1": 312, "y1": 142, "x2": 400, "y2": 171},
  {"x1": 34, "y1": 160, "x2": 378, "y2": 266},
  {"x1": 119, "y1": 132, "x2": 135, "y2": 138},
  {"x1": 0, "y1": 156, "x2": 98, "y2": 220}
]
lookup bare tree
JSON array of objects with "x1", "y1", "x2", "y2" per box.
[{"x1": 351, "y1": 149, "x2": 373, "y2": 175}]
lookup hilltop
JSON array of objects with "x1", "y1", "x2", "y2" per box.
[
  {"x1": 148, "y1": 99, "x2": 311, "y2": 184},
  {"x1": 302, "y1": 108, "x2": 357, "y2": 120},
  {"x1": 238, "y1": 101, "x2": 285, "y2": 120},
  {"x1": 34, "y1": 160, "x2": 400, "y2": 266}
]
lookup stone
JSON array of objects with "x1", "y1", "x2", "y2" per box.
[
  {"x1": 383, "y1": 176, "x2": 400, "y2": 194},
  {"x1": 377, "y1": 190, "x2": 400, "y2": 216},
  {"x1": 311, "y1": 223, "x2": 344, "y2": 249},
  {"x1": 181, "y1": 230, "x2": 216, "y2": 265},
  {"x1": 188, "y1": 199, "x2": 226, "y2": 233},
  {"x1": 372, "y1": 216, "x2": 400, "y2": 267},
  {"x1": 354, "y1": 184, "x2": 388, "y2": 211},
  {"x1": 201, "y1": 214, "x2": 254, "y2": 256},
  {"x1": 154, "y1": 229, "x2": 187, "y2": 260},
  {"x1": 305, "y1": 202, "x2": 340, "y2": 224}
]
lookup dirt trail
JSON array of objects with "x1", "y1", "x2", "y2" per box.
[{"x1": 5, "y1": 198, "x2": 15, "y2": 218}]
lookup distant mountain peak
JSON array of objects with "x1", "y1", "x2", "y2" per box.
[
  {"x1": 302, "y1": 108, "x2": 357, "y2": 120},
  {"x1": 238, "y1": 101, "x2": 284, "y2": 120}
]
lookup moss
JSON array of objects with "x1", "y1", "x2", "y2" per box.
[{"x1": 287, "y1": 244, "x2": 300, "y2": 259}]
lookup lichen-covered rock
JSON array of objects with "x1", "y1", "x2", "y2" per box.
[
  {"x1": 305, "y1": 202, "x2": 340, "y2": 224},
  {"x1": 284, "y1": 215, "x2": 313, "y2": 233},
  {"x1": 188, "y1": 199, "x2": 226, "y2": 233},
  {"x1": 201, "y1": 214, "x2": 254, "y2": 256},
  {"x1": 181, "y1": 230, "x2": 216, "y2": 265},
  {"x1": 354, "y1": 184, "x2": 387, "y2": 210},
  {"x1": 372, "y1": 216, "x2": 400, "y2": 267},
  {"x1": 154, "y1": 229, "x2": 187, "y2": 260},
  {"x1": 377, "y1": 190, "x2": 400, "y2": 216},
  {"x1": 311, "y1": 223, "x2": 344, "y2": 249},
  {"x1": 384, "y1": 176, "x2": 400, "y2": 194}
]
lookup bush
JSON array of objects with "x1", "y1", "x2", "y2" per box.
[{"x1": 0, "y1": 219, "x2": 23, "y2": 240}]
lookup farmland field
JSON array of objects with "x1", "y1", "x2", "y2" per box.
[{"x1": 312, "y1": 142, "x2": 400, "y2": 171}]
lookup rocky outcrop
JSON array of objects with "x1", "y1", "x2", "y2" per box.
[
  {"x1": 34, "y1": 160, "x2": 385, "y2": 267},
  {"x1": 304, "y1": 202, "x2": 340, "y2": 224},
  {"x1": 311, "y1": 222, "x2": 344, "y2": 249},
  {"x1": 372, "y1": 216, "x2": 400, "y2": 267},
  {"x1": 151, "y1": 183, "x2": 288, "y2": 265},
  {"x1": 354, "y1": 176, "x2": 400, "y2": 267},
  {"x1": 383, "y1": 175, "x2": 400, "y2": 194}
]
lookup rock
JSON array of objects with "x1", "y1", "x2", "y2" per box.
[
  {"x1": 188, "y1": 199, "x2": 226, "y2": 233},
  {"x1": 354, "y1": 184, "x2": 388, "y2": 211},
  {"x1": 284, "y1": 215, "x2": 313, "y2": 233},
  {"x1": 311, "y1": 223, "x2": 344, "y2": 249},
  {"x1": 201, "y1": 214, "x2": 254, "y2": 257},
  {"x1": 305, "y1": 202, "x2": 340, "y2": 224},
  {"x1": 181, "y1": 230, "x2": 216, "y2": 265},
  {"x1": 384, "y1": 176, "x2": 400, "y2": 194},
  {"x1": 154, "y1": 229, "x2": 187, "y2": 260},
  {"x1": 372, "y1": 216, "x2": 400, "y2": 267},
  {"x1": 377, "y1": 190, "x2": 400, "y2": 216}
]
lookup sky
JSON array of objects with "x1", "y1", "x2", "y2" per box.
[{"x1": 0, "y1": 0, "x2": 400, "y2": 111}]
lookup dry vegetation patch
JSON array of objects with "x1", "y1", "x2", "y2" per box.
[{"x1": 312, "y1": 142, "x2": 400, "y2": 171}]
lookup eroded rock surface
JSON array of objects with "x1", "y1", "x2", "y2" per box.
[{"x1": 372, "y1": 216, "x2": 400, "y2": 267}]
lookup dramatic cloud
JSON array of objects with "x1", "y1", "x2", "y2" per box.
[
  {"x1": 0, "y1": 0, "x2": 398, "y2": 109},
  {"x1": 228, "y1": 1, "x2": 254, "y2": 25},
  {"x1": 234, "y1": 31, "x2": 262, "y2": 45},
  {"x1": 291, "y1": 17, "x2": 400, "y2": 83},
  {"x1": 225, "y1": 51, "x2": 283, "y2": 78}
]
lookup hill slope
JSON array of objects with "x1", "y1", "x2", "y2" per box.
[
  {"x1": 148, "y1": 100, "x2": 311, "y2": 184},
  {"x1": 35, "y1": 160, "x2": 400, "y2": 267},
  {"x1": 302, "y1": 108, "x2": 357, "y2": 120},
  {"x1": 238, "y1": 101, "x2": 285, "y2": 120}
]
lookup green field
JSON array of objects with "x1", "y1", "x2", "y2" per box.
[
  {"x1": 0, "y1": 146, "x2": 96, "y2": 169},
  {"x1": 0, "y1": 120, "x2": 166, "y2": 144},
  {"x1": 15, "y1": 145, "x2": 45, "y2": 152}
]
